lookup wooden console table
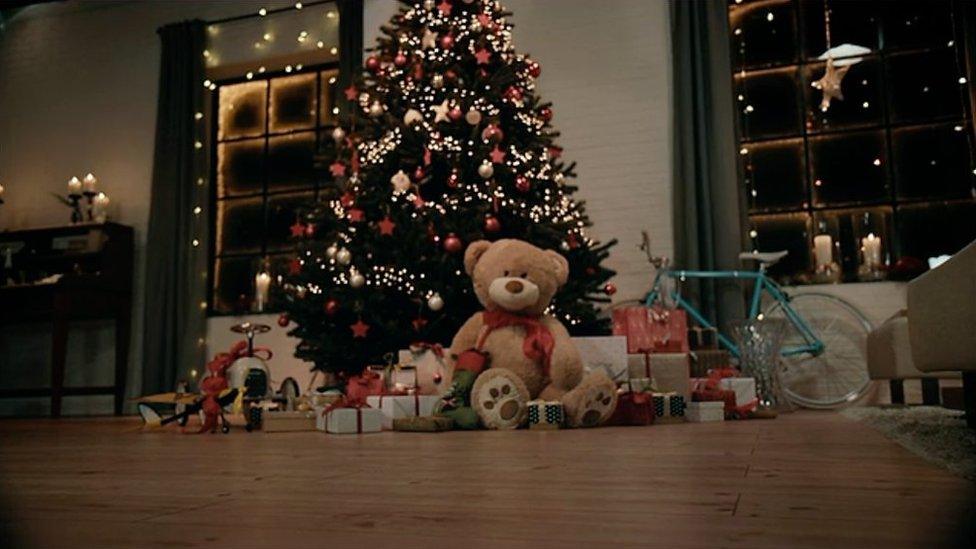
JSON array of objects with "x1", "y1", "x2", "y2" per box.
[{"x1": 0, "y1": 223, "x2": 134, "y2": 416}]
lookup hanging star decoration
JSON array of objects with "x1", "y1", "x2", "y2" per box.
[
  {"x1": 329, "y1": 161, "x2": 347, "y2": 178},
  {"x1": 812, "y1": 58, "x2": 850, "y2": 112},
  {"x1": 289, "y1": 221, "x2": 306, "y2": 238},
  {"x1": 489, "y1": 146, "x2": 506, "y2": 164},
  {"x1": 474, "y1": 48, "x2": 491, "y2": 65},
  {"x1": 391, "y1": 170, "x2": 411, "y2": 193},
  {"x1": 347, "y1": 208, "x2": 365, "y2": 222},
  {"x1": 421, "y1": 27, "x2": 437, "y2": 49},
  {"x1": 377, "y1": 216, "x2": 396, "y2": 236},
  {"x1": 350, "y1": 319, "x2": 370, "y2": 338},
  {"x1": 437, "y1": 0, "x2": 452, "y2": 16},
  {"x1": 343, "y1": 85, "x2": 358, "y2": 101},
  {"x1": 431, "y1": 100, "x2": 451, "y2": 123}
]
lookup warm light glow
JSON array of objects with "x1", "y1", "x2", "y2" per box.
[{"x1": 258, "y1": 7, "x2": 267, "y2": 16}]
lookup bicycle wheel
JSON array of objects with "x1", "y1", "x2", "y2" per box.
[{"x1": 763, "y1": 293, "x2": 872, "y2": 409}]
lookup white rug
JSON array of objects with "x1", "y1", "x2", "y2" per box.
[{"x1": 841, "y1": 406, "x2": 976, "y2": 480}]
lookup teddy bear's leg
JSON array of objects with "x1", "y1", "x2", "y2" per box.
[
  {"x1": 471, "y1": 368, "x2": 530, "y2": 430},
  {"x1": 561, "y1": 370, "x2": 618, "y2": 428}
]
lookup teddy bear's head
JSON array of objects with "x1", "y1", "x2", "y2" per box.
[{"x1": 463, "y1": 239, "x2": 569, "y2": 316}]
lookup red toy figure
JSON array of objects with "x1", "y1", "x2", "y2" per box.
[{"x1": 190, "y1": 340, "x2": 246, "y2": 434}]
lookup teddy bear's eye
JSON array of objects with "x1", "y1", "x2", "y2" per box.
[
  {"x1": 503, "y1": 270, "x2": 510, "y2": 277},
  {"x1": 520, "y1": 272, "x2": 528, "y2": 279}
]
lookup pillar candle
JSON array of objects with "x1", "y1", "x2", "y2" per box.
[
  {"x1": 82, "y1": 173, "x2": 97, "y2": 193},
  {"x1": 861, "y1": 233, "x2": 881, "y2": 269},
  {"x1": 255, "y1": 271, "x2": 271, "y2": 312},
  {"x1": 813, "y1": 234, "x2": 833, "y2": 268},
  {"x1": 68, "y1": 176, "x2": 82, "y2": 195}
]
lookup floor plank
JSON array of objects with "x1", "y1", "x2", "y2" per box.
[{"x1": 1, "y1": 411, "x2": 973, "y2": 548}]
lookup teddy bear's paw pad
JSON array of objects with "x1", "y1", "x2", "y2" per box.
[
  {"x1": 472, "y1": 373, "x2": 528, "y2": 430},
  {"x1": 569, "y1": 384, "x2": 617, "y2": 428}
]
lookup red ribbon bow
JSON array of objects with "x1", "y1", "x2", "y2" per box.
[
  {"x1": 322, "y1": 396, "x2": 372, "y2": 433},
  {"x1": 480, "y1": 310, "x2": 555, "y2": 377},
  {"x1": 409, "y1": 341, "x2": 444, "y2": 359}
]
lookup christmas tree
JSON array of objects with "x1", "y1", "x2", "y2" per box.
[{"x1": 282, "y1": 0, "x2": 616, "y2": 375}]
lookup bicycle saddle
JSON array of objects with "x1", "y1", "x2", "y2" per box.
[{"x1": 738, "y1": 250, "x2": 789, "y2": 265}]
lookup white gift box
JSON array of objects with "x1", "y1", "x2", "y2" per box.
[
  {"x1": 398, "y1": 346, "x2": 452, "y2": 395},
  {"x1": 366, "y1": 394, "x2": 441, "y2": 430},
  {"x1": 627, "y1": 353, "x2": 690, "y2": 400},
  {"x1": 573, "y1": 336, "x2": 628, "y2": 382},
  {"x1": 322, "y1": 407, "x2": 383, "y2": 434},
  {"x1": 692, "y1": 377, "x2": 757, "y2": 412},
  {"x1": 685, "y1": 401, "x2": 724, "y2": 422}
]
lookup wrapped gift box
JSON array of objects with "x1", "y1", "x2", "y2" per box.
[
  {"x1": 612, "y1": 307, "x2": 689, "y2": 354},
  {"x1": 573, "y1": 336, "x2": 628, "y2": 382},
  {"x1": 689, "y1": 349, "x2": 731, "y2": 377},
  {"x1": 626, "y1": 377, "x2": 655, "y2": 393},
  {"x1": 527, "y1": 400, "x2": 564, "y2": 430},
  {"x1": 366, "y1": 394, "x2": 441, "y2": 430},
  {"x1": 398, "y1": 344, "x2": 452, "y2": 395},
  {"x1": 627, "y1": 353, "x2": 690, "y2": 400},
  {"x1": 262, "y1": 410, "x2": 316, "y2": 433},
  {"x1": 651, "y1": 392, "x2": 685, "y2": 423},
  {"x1": 691, "y1": 376, "x2": 758, "y2": 417},
  {"x1": 608, "y1": 390, "x2": 654, "y2": 426},
  {"x1": 687, "y1": 326, "x2": 719, "y2": 350},
  {"x1": 345, "y1": 368, "x2": 385, "y2": 403},
  {"x1": 324, "y1": 406, "x2": 383, "y2": 434},
  {"x1": 685, "y1": 401, "x2": 724, "y2": 422}
]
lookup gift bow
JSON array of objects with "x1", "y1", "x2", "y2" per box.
[
  {"x1": 409, "y1": 341, "x2": 445, "y2": 359},
  {"x1": 693, "y1": 368, "x2": 758, "y2": 417},
  {"x1": 322, "y1": 396, "x2": 373, "y2": 433}
]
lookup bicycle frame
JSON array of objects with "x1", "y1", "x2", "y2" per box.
[{"x1": 643, "y1": 267, "x2": 824, "y2": 359}]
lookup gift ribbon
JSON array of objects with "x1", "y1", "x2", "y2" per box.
[
  {"x1": 323, "y1": 396, "x2": 372, "y2": 433},
  {"x1": 375, "y1": 393, "x2": 423, "y2": 415},
  {"x1": 408, "y1": 341, "x2": 445, "y2": 359}
]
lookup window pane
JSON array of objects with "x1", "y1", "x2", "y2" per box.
[
  {"x1": 886, "y1": 49, "x2": 965, "y2": 124},
  {"x1": 213, "y1": 256, "x2": 261, "y2": 314},
  {"x1": 270, "y1": 73, "x2": 318, "y2": 133},
  {"x1": 893, "y1": 122, "x2": 975, "y2": 200},
  {"x1": 814, "y1": 207, "x2": 893, "y2": 280},
  {"x1": 881, "y1": 0, "x2": 953, "y2": 52},
  {"x1": 216, "y1": 196, "x2": 264, "y2": 255},
  {"x1": 218, "y1": 81, "x2": 267, "y2": 141},
  {"x1": 728, "y1": 0, "x2": 798, "y2": 70},
  {"x1": 742, "y1": 138, "x2": 806, "y2": 212},
  {"x1": 896, "y1": 201, "x2": 976, "y2": 262},
  {"x1": 803, "y1": 57, "x2": 882, "y2": 133},
  {"x1": 267, "y1": 131, "x2": 317, "y2": 193},
  {"x1": 800, "y1": 0, "x2": 880, "y2": 60},
  {"x1": 320, "y1": 69, "x2": 339, "y2": 125},
  {"x1": 735, "y1": 67, "x2": 801, "y2": 140},
  {"x1": 747, "y1": 212, "x2": 812, "y2": 281},
  {"x1": 809, "y1": 130, "x2": 889, "y2": 206},
  {"x1": 266, "y1": 191, "x2": 316, "y2": 253},
  {"x1": 218, "y1": 138, "x2": 265, "y2": 197}
]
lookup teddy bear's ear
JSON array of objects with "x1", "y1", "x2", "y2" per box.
[
  {"x1": 545, "y1": 249, "x2": 570, "y2": 287},
  {"x1": 464, "y1": 240, "x2": 492, "y2": 275}
]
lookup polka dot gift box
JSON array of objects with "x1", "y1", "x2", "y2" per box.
[
  {"x1": 528, "y1": 400, "x2": 564, "y2": 430},
  {"x1": 652, "y1": 392, "x2": 686, "y2": 424}
]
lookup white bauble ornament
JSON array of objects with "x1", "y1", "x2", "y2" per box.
[
  {"x1": 404, "y1": 108, "x2": 423, "y2": 125},
  {"x1": 432, "y1": 74, "x2": 444, "y2": 89},
  {"x1": 336, "y1": 248, "x2": 352, "y2": 265},
  {"x1": 326, "y1": 245, "x2": 338, "y2": 259},
  {"x1": 465, "y1": 109, "x2": 482, "y2": 125},
  {"x1": 349, "y1": 271, "x2": 365, "y2": 288},
  {"x1": 391, "y1": 169, "x2": 411, "y2": 193},
  {"x1": 331, "y1": 127, "x2": 346, "y2": 143},
  {"x1": 559, "y1": 241, "x2": 571, "y2": 251},
  {"x1": 423, "y1": 0, "x2": 435, "y2": 9},
  {"x1": 427, "y1": 293, "x2": 444, "y2": 311},
  {"x1": 478, "y1": 161, "x2": 494, "y2": 179},
  {"x1": 369, "y1": 101, "x2": 384, "y2": 117}
]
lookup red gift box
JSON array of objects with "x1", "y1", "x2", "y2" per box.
[
  {"x1": 344, "y1": 368, "x2": 385, "y2": 404},
  {"x1": 691, "y1": 367, "x2": 755, "y2": 419},
  {"x1": 612, "y1": 306, "x2": 689, "y2": 354},
  {"x1": 608, "y1": 391, "x2": 655, "y2": 426}
]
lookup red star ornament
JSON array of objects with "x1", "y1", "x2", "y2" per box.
[
  {"x1": 413, "y1": 195, "x2": 426, "y2": 208},
  {"x1": 343, "y1": 85, "x2": 358, "y2": 101},
  {"x1": 377, "y1": 216, "x2": 396, "y2": 236},
  {"x1": 474, "y1": 48, "x2": 491, "y2": 65},
  {"x1": 340, "y1": 192, "x2": 356, "y2": 208},
  {"x1": 437, "y1": 0, "x2": 452, "y2": 16},
  {"x1": 329, "y1": 161, "x2": 347, "y2": 178},
  {"x1": 489, "y1": 146, "x2": 506, "y2": 164},
  {"x1": 347, "y1": 208, "x2": 365, "y2": 222},
  {"x1": 289, "y1": 222, "x2": 306, "y2": 238},
  {"x1": 350, "y1": 319, "x2": 370, "y2": 338}
]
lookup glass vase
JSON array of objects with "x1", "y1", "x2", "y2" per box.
[{"x1": 729, "y1": 319, "x2": 788, "y2": 410}]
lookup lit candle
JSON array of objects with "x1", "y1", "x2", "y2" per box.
[
  {"x1": 0, "y1": 183, "x2": 5, "y2": 197},
  {"x1": 861, "y1": 233, "x2": 882, "y2": 269},
  {"x1": 68, "y1": 176, "x2": 82, "y2": 195},
  {"x1": 93, "y1": 192, "x2": 110, "y2": 223},
  {"x1": 813, "y1": 234, "x2": 833, "y2": 269},
  {"x1": 82, "y1": 173, "x2": 97, "y2": 194},
  {"x1": 254, "y1": 271, "x2": 271, "y2": 312}
]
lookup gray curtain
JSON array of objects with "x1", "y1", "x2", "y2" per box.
[
  {"x1": 142, "y1": 20, "x2": 208, "y2": 394},
  {"x1": 670, "y1": 0, "x2": 746, "y2": 331}
]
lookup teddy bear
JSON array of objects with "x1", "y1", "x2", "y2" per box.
[{"x1": 447, "y1": 239, "x2": 618, "y2": 429}]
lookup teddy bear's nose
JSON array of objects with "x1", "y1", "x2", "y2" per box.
[{"x1": 505, "y1": 280, "x2": 524, "y2": 294}]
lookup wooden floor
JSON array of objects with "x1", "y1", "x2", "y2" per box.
[{"x1": 0, "y1": 411, "x2": 974, "y2": 548}]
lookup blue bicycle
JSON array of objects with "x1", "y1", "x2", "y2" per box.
[{"x1": 639, "y1": 232, "x2": 872, "y2": 409}]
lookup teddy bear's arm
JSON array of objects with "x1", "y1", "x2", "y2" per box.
[
  {"x1": 540, "y1": 316, "x2": 584, "y2": 393},
  {"x1": 449, "y1": 313, "x2": 485, "y2": 357}
]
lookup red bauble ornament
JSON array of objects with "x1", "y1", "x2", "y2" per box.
[
  {"x1": 585, "y1": 266, "x2": 597, "y2": 276},
  {"x1": 433, "y1": 372, "x2": 443, "y2": 384},
  {"x1": 443, "y1": 233, "x2": 463, "y2": 253},
  {"x1": 413, "y1": 165, "x2": 426, "y2": 181},
  {"x1": 448, "y1": 106, "x2": 462, "y2": 121},
  {"x1": 340, "y1": 192, "x2": 355, "y2": 208},
  {"x1": 540, "y1": 107, "x2": 553, "y2": 122},
  {"x1": 412, "y1": 64, "x2": 424, "y2": 80},
  {"x1": 447, "y1": 170, "x2": 460, "y2": 188},
  {"x1": 527, "y1": 61, "x2": 541, "y2": 78},
  {"x1": 504, "y1": 86, "x2": 523, "y2": 102},
  {"x1": 365, "y1": 55, "x2": 380, "y2": 72},
  {"x1": 604, "y1": 283, "x2": 617, "y2": 296},
  {"x1": 481, "y1": 124, "x2": 504, "y2": 143},
  {"x1": 515, "y1": 175, "x2": 531, "y2": 193},
  {"x1": 394, "y1": 52, "x2": 408, "y2": 67},
  {"x1": 324, "y1": 298, "x2": 340, "y2": 316},
  {"x1": 484, "y1": 215, "x2": 501, "y2": 233},
  {"x1": 277, "y1": 313, "x2": 290, "y2": 327},
  {"x1": 445, "y1": 69, "x2": 458, "y2": 81},
  {"x1": 440, "y1": 34, "x2": 455, "y2": 49}
]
